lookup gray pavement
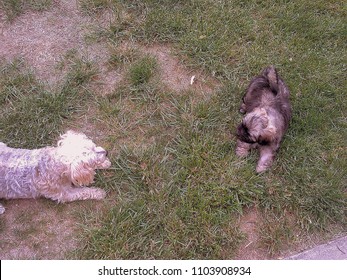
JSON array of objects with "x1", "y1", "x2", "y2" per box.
[{"x1": 286, "y1": 236, "x2": 347, "y2": 260}]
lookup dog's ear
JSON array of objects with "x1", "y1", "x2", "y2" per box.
[
  {"x1": 237, "y1": 123, "x2": 255, "y2": 144},
  {"x1": 57, "y1": 130, "x2": 87, "y2": 147},
  {"x1": 237, "y1": 123, "x2": 249, "y2": 138},
  {"x1": 58, "y1": 130, "x2": 75, "y2": 146},
  {"x1": 70, "y1": 161, "x2": 95, "y2": 186},
  {"x1": 262, "y1": 65, "x2": 279, "y2": 94}
]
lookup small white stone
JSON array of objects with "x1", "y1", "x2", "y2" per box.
[{"x1": 190, "y1": 75, "x2": 196, "y2": 85}]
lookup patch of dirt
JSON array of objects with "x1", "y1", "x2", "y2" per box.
[
  {"x1": 234, "y1": 207, "x2": 346, "y2": 260},
  {"x1": 0, "y1": 0, "x2": 120, "y2": 91},
  {"x1": 144, "y1": 44, "x2": 219, "y2": 95},
  {"x1": 0, "y1": 199, "x2": 79, "y2": 259},
  {"x1": 235, "y1": 206, "x2": 270, "y2": 259}
]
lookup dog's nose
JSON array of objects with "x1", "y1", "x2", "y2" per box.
[
  {"x1": 98, "y1": 150, "x2": 108, "y2": 157},
  {"x1": 96, "y1": 147, "x2": 108, "y2": 157}
]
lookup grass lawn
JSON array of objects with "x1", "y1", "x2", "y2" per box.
[{"x1": 0, "y1": 0, "x2": 346, "y2": 259}]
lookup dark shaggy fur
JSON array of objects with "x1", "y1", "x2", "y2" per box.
[{"x1": 236, "y1": 66, "x2": 292, "y2": 172}]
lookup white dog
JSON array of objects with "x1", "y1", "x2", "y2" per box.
[{"x1": 0, "y1": 130, "x2": 111, "y2": 214}]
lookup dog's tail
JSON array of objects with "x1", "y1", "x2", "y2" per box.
[
  {"x1": 262, "y1": 65, "x2": 292, "y2": 125},
  {"x1": 262, "y1": 65, "x2": 279, "y2": 94}
]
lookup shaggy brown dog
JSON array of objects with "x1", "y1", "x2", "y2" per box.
[{"x1": 236, "y1": 66, "x2": 292, "y2": 172}]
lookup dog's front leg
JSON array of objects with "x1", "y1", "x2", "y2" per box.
[
  {"x1": 236, "y1": 140, "x2": 252, "y2": 158},
  {"x1": 62, "y1": 187, "x2": 106, "y2": 202},
  {"x1": 256, "y1": 145, "x2": 276, "y2": 173},
  {"x1": 46, "y1": 186, "x2": 106, "y2": 203}
]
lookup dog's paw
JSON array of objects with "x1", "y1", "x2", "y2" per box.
[
  {"x1": 256, "y1": 164, "x2": 269, "y2": 173},
  {"x1": 235, "y1": 140, "x2": 251, "y2": 158},
  {"x1": 236, "y1": 147, "x2": 249, "y2": 157},
  {"x1": 0, "y1": 204, "x2": 5, "y2": 214},
  {"x1": 91, "y1": 188, "x2": 107, "y2": 200},
  {"x1": 239, "y1": 106, "x2": 246, "y2": 114}
]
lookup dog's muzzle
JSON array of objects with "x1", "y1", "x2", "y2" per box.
[{"x1": 95, "y1": 147, "x2": 111, "y2": 169}]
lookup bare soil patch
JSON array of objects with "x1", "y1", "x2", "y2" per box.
[
  {"x1": 0, "y1": 199, "x2": 79, "y2": 259},
  {"x1": 144, "y1": 44, "x2": 218, "y2": 94},
  {"x1": 235, "y1": 207, "x2": 346, "y2": 260},
  {"x1": 235, "y1": 206, "x2": 269, "y2": 259},
  {"x1": 0, "y1": 0, "x2": 119, "y2": 91}
]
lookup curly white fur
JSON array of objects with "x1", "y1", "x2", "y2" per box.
[{"x1": 0, "y1": 130, "x2": 111, "y2": 214}]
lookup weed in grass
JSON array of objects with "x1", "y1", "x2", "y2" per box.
[
  {"x1": 113, "y1": 55, "x2": 167, "y2": 105},
  {"x1": 58, "y1": 51, "x2": 98, "y2": 91},
  {"x1": 128, "y1": 55, "x2": 157, "y2": 87},
  {"x1": 108, "y1": 46, "x2": 141, "y2": 69}
]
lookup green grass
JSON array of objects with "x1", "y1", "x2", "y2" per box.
[
  {"x1": 108, "y1": 45, "x2": 140, "y2": 68},
  {"x1": 0, "y1": 0, "x2": 52, "y2": 21},
  {"x1": 128, "y1": 56, "x2": 157, "y2": 86},
  {"x1": 71, "y1": 0, "x2": 346, "y2": 259},
  {"x1": 1, "y1": 0, "x2": 346, "y2": 259},
  {"x1": 78, "y1": 0, "x2": 115, "y2": 15},
  {"x1": 76, "y1": 143, "x2": 248, "y2": 259}
]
